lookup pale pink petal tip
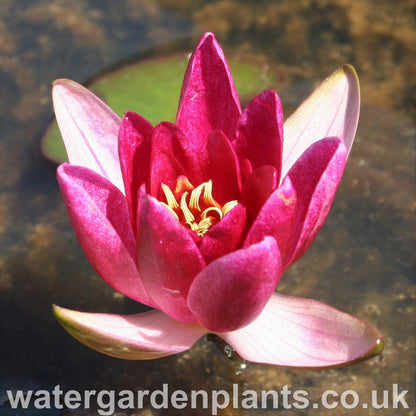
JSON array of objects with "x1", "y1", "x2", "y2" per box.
[
  {"x1": 219, "y1": 293, "x2": 383, "y2": 368},
  {"x1": 282, "y1": 64, "x2": 360, "y2": 178},
  {"x1": 53, "y1": 305, "x2": 207, "y2": 360},
  {"x1": 52, "y1": 79, "x2": 124, "y2": 192}
]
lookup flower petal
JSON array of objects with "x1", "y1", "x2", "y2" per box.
[
  {"x1": 284, "y1": 137, "x2": 347, "y2": 266},
  {"x1": 187, "y1": 237, "x2": 281, "y2": 332},
  {"x1": 244, "y1": 173, "x2": 297, "y2": 265},
  {"x1": 177, "y1": 32, "x2": 241, "y2": 148},
  {"x1": 202, "y1": 130, "x2": 241, "y2": 204},
  {"x1": 57, "y1": 164, "x2": 155, "y2": 307},
  {"x1": 136, "y1": 194, "x2": 205, "y2": 323},
  {"x1": 233, "y1": 90, "x2": 283, "y2": 175},
  {"x1": 118, "y1": 111, "x2": 153, "y2": 233},
  {"x1": 240, "y1": 165, "x2": 279, "y2": 221},
  {"x1": 149, "y1": 122, "x2": 202, "y2": 198},
  {"x1": 282, "y1": 65, "x2": 360, "y2": 178},
  {"x1": 219, "y1": 293, "x2": 384, "y2": 368},
  {"x1": 52, "y1": 79, "x2": 124, "y2": 192},
  {"x1": 198, "y1": 203, "x2": 247, "y2": 265},
  {"x1": 53, "y1": 305, "x2": 207, "y2": 359},
  {"x1": 245, "y1": 138, "x2": 347, "y2": 268}
]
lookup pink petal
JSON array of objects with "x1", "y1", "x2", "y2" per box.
[
  {"x1": 198, "y1": 203, "x2": 247, "y2": 265},
  {"x1": 52, "y1": 79, "x2": 124, "y2": 192},
  {"x1": 177, "y1": 32, "x2": 241, "y2": 148},
  {"x1": 240, "y1": 165, "x2": 279, "y2": 221},
  {"x1": 118, "y1": 111, "x2": 153, "y2": 233},
  {"x1": 245, "y1": 138, "x2": 347, "y2": 268},
  {"x1": 53, "y1": 305, "x2": 207, "y2": 359},
  {"x1": 239, "y1": 158, "x2": 253, "y2": 183},
  {"x1": 219, "y1": 293, "x2": 384, "y2": 368},
  {"x1": 57, "y1": 164, "x2": 155, "y2": 308},
  {"x1": 202, "y1": 130, "x2": 241, "y2": 204},
  {"x1": 284, "y1": 137, "x2": 347, "y2": 266},
  {"x1": 233, "y1": 90, "x2": 283, "y2": 175},
  {"x1": 187, "y1": 237, "x2": 281, "y2": 332},
  {"x1": 282, "y1": 65, "x2": 360, "y2": 178},
  {"x1": 244, "y1": 174, "x2": 297, "y2": 266},
  {"x1": 149, "y1": 122, "x2": 202, "y2": 198},
  {"x1": 136, "y1": 194, "x2": 205, "y2": 323}
]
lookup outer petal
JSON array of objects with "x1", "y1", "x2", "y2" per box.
[
  {"x1": 187, "y1": 237, "x2": 281, "y2": 332},
  {"x1": 53, "y1": 305, "x2": 207, "y2": 360},
  {"x1": 57, "y1": 164, "x2": 155, "y2": 308},
  {"x1": 282, "y1": 65, "x2": 360, "y2": 178},
  {"x1": 52, "y1": 79, "x2": 124, "y2": 192},
  {"x1": 246, "y1": 138, "x2": 347, "y2": 268},
  {"x1": 219, "y1": 293, "x2": 384, "y2": 368},
  {"x1": 177, "y1": 32, "x2": 241, "y2": 149},
  {"x1": 136, "y1": 194, "x2": 205, "y2": 323},
  {"x1": 284, "y1": 137, "x2": 347, "y2": 266},
  {"x1": 233, "y1": 90, "x2": 283, "y2": 176},
  {"x1": 118, "y1": 111, "x2": 153, "y2": 233}
]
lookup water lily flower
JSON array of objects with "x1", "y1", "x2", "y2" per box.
[{"x1": 52, "y1": 32, "x2": 383, "y2": 367}]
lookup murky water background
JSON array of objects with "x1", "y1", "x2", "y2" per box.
[{"x1": 0, "y1": 1, "x2": 415, "y2": 415}]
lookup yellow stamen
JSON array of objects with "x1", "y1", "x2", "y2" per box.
[
  {"x1": 195, "y1": 218, "x2": 214, "y2": 235},
  {"x1": 175, "y1": 176, "x2": 194, "y2": 194},
  {"x1": 189, "y1": 182, "x2": 205, "y2": 211},
  {"x1": 203, "y1": 180, "x2": 220, "y2": 208},
  {"x1": 161, "y1": 183, "x2": 179, "y2": 210},
  {"x1": 160, "y1": 178, "x2": 238, "y2": 236},
  {"x1": 222, "y1": 200, "x2": 239, "y2": 215},
  {"x1": 180, "y1": 192, "x2": 195, "y2": 225},
  {"x1": 201, "y1": 206, "x2": 223, "y2": 220}
]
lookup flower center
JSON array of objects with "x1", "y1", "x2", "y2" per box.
[{"x1": 160, "y1": 178, "x2": 238, "y2": 236}]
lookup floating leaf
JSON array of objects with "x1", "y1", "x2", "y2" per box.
[{"x1": 42, "y1": 52, "x2": 279, "y2": 163}]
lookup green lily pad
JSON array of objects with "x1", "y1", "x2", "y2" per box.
[{"x1": 41, "y1": 50, "x2": 279, "y2": 163}]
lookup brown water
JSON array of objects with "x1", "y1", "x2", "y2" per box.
[{"x1": 0, "y1": 1, "x2": 415, "y2": 415}]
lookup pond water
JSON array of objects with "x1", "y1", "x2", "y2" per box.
[{"x1": 0, "y1": 1, "x2": 414, "y2": 415}]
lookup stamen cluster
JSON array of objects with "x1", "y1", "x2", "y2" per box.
[{"x1": 161, "y1": 178, "x2": 238, "y2": 236}]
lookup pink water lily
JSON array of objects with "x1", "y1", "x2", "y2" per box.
[{"x1": 52, "y1": 33, "x2": 383, "y2": 367}]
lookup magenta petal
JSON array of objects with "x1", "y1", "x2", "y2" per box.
[
  {"x1": 282, "y1": 65, "x2": 360, "y2": 178},
  {"x1": 240, "y1": 165, "x2": 279, "y2": 220},
  {"x1": 57, "y1": 164, "x2": 155, "y2": 307},
  {"x1": 246, "y1": 138, "x2": 347, "y2": 268},
  {"x1": 53, "y1": 305, "x2": 207, "y2": 359},
  {"x1": 244, "y1": 174, "x2": 297, "y2": 266},
  {"x1": 198, "y1": 203, "x2": 247, "y2": 265},
  {"x1": 187, "y1": 237, "x2": 281, "y2": 332},
  {"x1": 136, "y1": 194, "x2": 205, "y2": 323},
  {"x1": 284, "y1": 137, "x2": 347, "y2": 266},
  {"x1": 52, "y1": 79, "x2": 124, "y2": 192},
  {"x1": 149, "y1": 122, "x2": 202, "y2": 198},
  {"x1": 119, "y1": 111, "x2": 153, "y2": 232},
  {"x1": 219, "y1": 293, "x2": 384, "y2": 367},
  {"x1": 203, "y1": 130, "x2": 241, "y2": 204},
  {"x1": 177, "y1": 32, "x2": 241, "y2": 147},
  {"x1": 233, "y1": 90, "x2": 283, "y2": 174}
]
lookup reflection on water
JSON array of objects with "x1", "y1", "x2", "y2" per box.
[{"x1": 0, "y1": 0, "x2": 414, "y2": 414}]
